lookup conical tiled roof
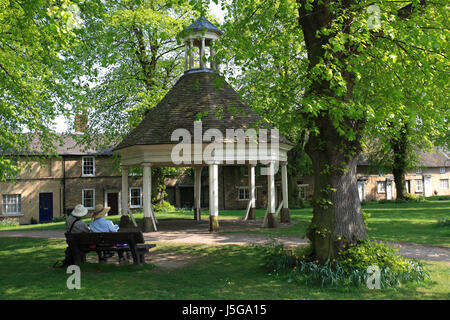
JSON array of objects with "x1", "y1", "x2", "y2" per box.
[
  {"x1": 178, "y1": 17, "x2": 224, "y2": 38},
  {"x1": 114, "y1": 71, "x2": 291, "y2": 150}
]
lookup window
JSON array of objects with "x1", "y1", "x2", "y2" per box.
[
  {"x1": 1, "y1": 194, "x2": 21, "y2": 215},
  {"x1": 130, "y1": 187, "x2": 142, "y2": 208},
  {"x1": 416, "y1": 168, "x2": 422, "y2": 174},
  {"x1": 377, "y1": 181, "x2": 386, "y2": 193},
  {"x1": 239, "y1": 186, "x2": 258, "y2": 201},
  {"x1": 440, "y1": 167, "x2": 446, "y2": 174},
  {"x1": 82, "y1": 189, "x2": 95, "y2": 209},
  {"x1": 440, "y1": 179, "x2": 449, "y2": 190},
  {"x1": 82, "y1": 156, "x2": 95, "y2": 177},
  {"x1": 238, "y1": 187, "x2": 249, "y2": 201},
  {"x1": 415, "y1": 179, "x2": 423, "y2": 193},
  {"x1": 298, "y1": 184, "x2": 309, "y2": 200}
]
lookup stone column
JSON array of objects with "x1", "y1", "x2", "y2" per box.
[
  {"x1": 210, "y1": 40, "x2": 215, "y2": 69},
  {"x1": 194, "y1": 166, "x2": 202, "y2": 220},
  {"x1": 200, "y1": 37, "x2": 205, "y2": 69},
  {"x1": 141, "y1": 163, "x2": 157, "y2": 232},
  {"x1": 247, "y1": 164, "x2": 256, "y2": 220},
  {"x1": 209, "y1": 163, "x2": 219, "y2": 232},
  {"x1": 263, "y1": 162, "x2": 277, "y2": 228},
  {"x1": 189, "y1": 39, "x2": 194, "y2": 70},
  {"x1": 119, "y1": 165, "x2": 130, "y2": 227},
  {"x1": 184, "y1": 41, "x2": 188, "y2": 71},
  {"x1": 280, "y1": 162, "x2": 290, "y2": 223}
]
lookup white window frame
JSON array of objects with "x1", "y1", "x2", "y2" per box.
[
  {"x1": 237, "y1": 187, "x2": 251, "y2": 201},
  {"x1": 82, "y1": 188, "x2": 95, "y2": 209},
  {"x1": 440, "y1": 167, "x2": 446, "y2": 174},
  {"x1": 416, "y1": 168, "x2": 422, "y2": 174},
  {"x1": 377, "y1": 181, "x2": 386, "y2": 194},
  {"x1": 82, "y1": 156, "x2": 95, "y2": 177},
  {"x1": 415, "y1": 179, "x2": 423, "y2": 193},
  {"x1": 129, "y1": 187, "x2": 143, "y2": 208},
  {"x1": 440, "y1": 179, "x2": 449, "y2": 190},
  {"x1": 1, "y1": 194, "x2": 22, "y2": 215}
]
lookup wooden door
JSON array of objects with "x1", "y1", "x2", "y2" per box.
[
  {"x1": 39, "y1": 193, "x2": 53, "y2": 223},
  {"x1": 107, "y1": 193, "x2": 119, "y2": 215}
]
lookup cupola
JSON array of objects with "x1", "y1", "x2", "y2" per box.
[{"x1": 178, "y1": 17, "x2": 223, "y2": 73}]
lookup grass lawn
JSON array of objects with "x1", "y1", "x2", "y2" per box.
[
  {"x1": 223, "y1": 198, "x2": 450, "y2": 247},
  {"x1": 1, "y1": 198, "x2": 449, "y2": 247},
  {"x1": 0, "y1": 237, "x2": 448, "y2": 300}
]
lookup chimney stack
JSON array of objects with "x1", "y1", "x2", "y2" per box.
[{"x1": 74, "y1": 113, "x2": 88, "y2": 133}]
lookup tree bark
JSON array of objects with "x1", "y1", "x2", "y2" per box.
[
  {"x1": 391, "y1": 122, "x2": 409, "y2": 199},
  {"x1": 305, "y1": 114, "x2": 367, "y2": 261},
  {"x1": 297, "y1": 0, "x2": 367, "y2": 261}
]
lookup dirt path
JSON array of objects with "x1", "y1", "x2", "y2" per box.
[{"x1": 0, "y1": 218, "x2": 449, "y2": 263}]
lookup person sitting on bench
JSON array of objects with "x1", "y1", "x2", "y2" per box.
[
  {"x1": 66, "y1": 204, "x2": 90, "y2": 233},
  {"x1": 90, "y1": 204, "x2": 126, "y2": 264},
  {"x1": 65, "y1": 204, "x2": 102, "y2": 263}
]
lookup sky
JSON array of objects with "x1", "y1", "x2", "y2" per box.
[{"x1": 53, "y1": 1, "x2": 226, "y2": 133}]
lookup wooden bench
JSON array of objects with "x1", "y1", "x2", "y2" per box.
[{"x1": 65, "y1": 231, "x2": 155, "y2": 265}]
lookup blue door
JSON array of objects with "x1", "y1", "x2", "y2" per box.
[{"x1": 39, "y1": 193, "x2": 53, "y2": 223}]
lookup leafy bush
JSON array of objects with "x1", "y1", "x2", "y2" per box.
[
  {"x1": 378, "y1": 196, "x2": 427, "y2": 204},
  {"x1": 52, "y1": 216, "x2": 66, "y2": 223},
  {"x1": 362, "y1": 210, "x2": 370, "y2": 227},
  {"x1": 264, "y1": 239, "x2": 428, "y2": 288},
  {"x1": 339, "y1": 240, "x2": 411, "y2": 274},
  {"x1": 0, "y1": 219, "x2": 19, "y2": 228},
  {"x1": 404, "y1": 193, "x2": 417, "y2": 201},
  {"x1": 153, "y1": 201, "x2": 175, "y2": 212}
]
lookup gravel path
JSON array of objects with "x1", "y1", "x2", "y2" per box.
[{"x1": 0, "y1": 218, "x2": 449, "y2": 263}]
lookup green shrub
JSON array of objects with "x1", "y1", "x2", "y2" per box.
[
  {"x1": 339, "y1": 240, "x2": 410, "y2": 274},
  {"x1": 362, "y1": 210, "x2": 370, "y2": 227},
  {"x1": 264, "y1": 239, "x2": 428, "y2": 288},
  {"x1": 153, "y1": 201, "x2": 175, "y2": 212},
  {"x1": 0, "y1": 220, "x2": 19, "y2": 228},
  {"x1": 404, "y1": 193, "x2": 417, "y2": 201},
  {"x1": 263, "y1": 240, "x2": 312, "y2": 273},
  {"x1": 52, "y1": 216, "x2": 66, "y2": 223}
]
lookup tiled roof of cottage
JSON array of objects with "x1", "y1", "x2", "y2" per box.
[
  {"x1": 114, "y1": 71, "x2": 292, "y2": 151},
  {"x1": 357, "y1": 148, "x2": 450, "y2": 167},
  {"x1": 1, "y1": 134, "x2": 115, "y2": 156}
]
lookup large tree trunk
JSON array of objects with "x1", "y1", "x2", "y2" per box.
[
  {"x1": 305, "y1": 114, "x2": 367, "y2": 261},
  {"x1": 391, "y1": 122, "x2": 409, "y2": 200},
  {"x1": 297, "y1": 1, "x2": 367, "y2": 261}
]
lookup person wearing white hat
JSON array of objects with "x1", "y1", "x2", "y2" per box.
[{"x1": 66, "y1": 204, "x2": 90, "y2": 233}]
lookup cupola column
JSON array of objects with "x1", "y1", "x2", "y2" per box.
[
  {"x1": 189, "y1": 39, "x2": 194, "y2": 70},
  {"x1": 184, "y1": 41, "x2": 188, "y2": 71},
  {"x1": 200, "y1": 37, "x2": 205, "y2": 69}
]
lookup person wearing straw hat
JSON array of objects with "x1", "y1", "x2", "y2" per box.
[
  {"x1": 66, "y1": 204, "x2": 90, "y2": 233},
  {"x1": 90, "y1": 204, "x2": 120, "y2": 232},
  {"x1": 90, "y1": 204, "x2": 126, "y2": 264}
]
